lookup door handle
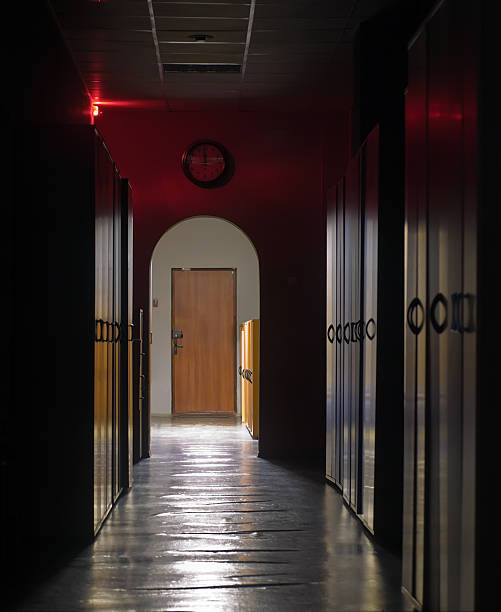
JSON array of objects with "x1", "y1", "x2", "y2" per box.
[
  {"x1": 95, "y1": 319, "x2": 104, "y2": 342},
  {"x1": 407, "y1": 298, "x2": 424, "y2": 335},
  {"x1": 430, "y1": 293, "x2": 448, "y2": 334}
]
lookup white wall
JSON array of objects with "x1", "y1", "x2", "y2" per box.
[{"x1": 150, "y1": 216, "x2": 260, "y2": 415}]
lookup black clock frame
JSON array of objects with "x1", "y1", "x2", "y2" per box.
[{"x1": 181, "y1": 140, "x2": 234, "y2": 188}]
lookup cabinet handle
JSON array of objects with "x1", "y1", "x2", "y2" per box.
[
  {"x1": 430, "y1": 293, "x2": 448, "y2": 334},
  {"x1": 343, "y1": 323, "x2": 350, "y2": 344},
  {"x1": 336, "y1": 324, "x2": 343, "y2": 344},
  {"x1": 407, "y1": 298, "x2": 424, "y2": 335},
  {"x1": 350, "y1": 322, "x2": 358, "y2": 343},
  {"x1": 462, "y1": 293, "x2": 475, "y2": 333},
  {"x1": 327, "y1": 324, "x2": 335, "y2": 344},
  {"x1": 366, "y1": 318, "x2": 376, "y2": 341},
  {"x1": 95, "y1": 319, "x2": 103, "y2": 342},
  {"x1": 357, "y1": 320, "x2": 366, "y2": 341}
]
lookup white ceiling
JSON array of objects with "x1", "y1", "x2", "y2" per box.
[{"x1": 49, "y1": 0, "x2": 397, "y2": 112}]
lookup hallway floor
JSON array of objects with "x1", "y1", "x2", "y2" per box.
[{"x1": 14, "y1": 416, "x2": 413, "y2": 611}]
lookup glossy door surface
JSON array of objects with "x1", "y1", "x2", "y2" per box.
[
  {"x1": 360, "y1": 128, "x2": 379, "y2": 533},
  {"x1": 402, "y1": 26, "x2": 427, "y2": 606},
  {"x1": 343, "y1": 154, "x2": 361, "y2": 510},
  {"x1": 427, "y1": 5, "x2": 464, "y2": 608},
  {"x1": 93, "y1": 132, "x2": 115, "y2": 532},
  {"x1": 335, "y1": 178, "x2": 345, "y2": 488},
  {"x1": 120, "y1": 179, "x2": 133, "y2": 491},
  {"x1": 325, "y1": 185, "x2": 335, "y2": 480}
]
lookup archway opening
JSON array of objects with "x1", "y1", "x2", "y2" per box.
[{"x1": 150, "y1": 216, "x2": 260, "y2": 428}]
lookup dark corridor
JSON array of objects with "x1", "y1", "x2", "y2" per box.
[{"x1": 3, "y1": 1, "x2": 497, "y2": 611}]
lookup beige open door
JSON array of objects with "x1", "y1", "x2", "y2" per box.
[{"x1": 172, "y1": 268, "x2": 236, "y2": 414}]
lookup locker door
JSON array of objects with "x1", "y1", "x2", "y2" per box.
[
  {"x1": 360, "y1": 128, "x2": 379, "y2": 532},
  {"x1": 240, "y1": 325, "x2": 245, "y2": 422},
  {"x1": 112, "y1": 167, "x2": 121, "y2": 502},
  {"x1": 335, "y1": 178, "x2": 345, "y2": 487},
  {"x1": 402, "y1": 26, "x2": 427, "y2": 605},
  {"x1": 93, "y1": 140, "x2": 104, "y2": 534},
  {"x1": 343, "y1": 154, "x2": 361, "y2": 509},
  {"x1": 120, "y1": 178, "x2": 133, "y2": 491},
  {"x1": 325, "y1": 185, "x2": 335, "y2": 480},
  {"x1": 93, "y1": 132, "x2": 114, "y2": 530},
  {"x1": 105, "y1": 146, "x2": 114, "y2": 517},
  {"x1": 427, "y1": 4, "x2": 464, "y2": 608},
  {"x1": 330, "y1": 184, "x2": 337, "y2": 482}
]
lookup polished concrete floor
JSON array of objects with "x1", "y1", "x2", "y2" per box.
[{"x1": 14, "y1": 416, "x2": 413, "y2": 611}]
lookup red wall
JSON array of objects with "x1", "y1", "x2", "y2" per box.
[{"x1": 97, "y1": 109, "x2": 349, "y2": 462}]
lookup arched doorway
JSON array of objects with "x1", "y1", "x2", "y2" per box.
[{"x1": 150, "y1": 216, "x2": 260, "y2": 417}]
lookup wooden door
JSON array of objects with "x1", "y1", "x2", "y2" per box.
[{"x1": 172, "y1": 269, "x2": 236, "y2": 414}]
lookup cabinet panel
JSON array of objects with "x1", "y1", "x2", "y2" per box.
[
  {"x1": 360, "y1": 128, "x2": 378, "y2": 532},
  {"x1": 94, "y1": 132, "x2": 117, "y2": 531},
  {"x1": 325, "y1": 185, "x2": 335, "y2": 480},
  {"x1": 343, "y1": 154, "x2": 361, "y2": 509},
  {"x1": 427, "y1": 4, "x2": 463, "y2": 608},
  {"x1": 241, "y1": 319, "x2": 259, "y2": 439},
  {"x1": 403, "y1": 3, "x2": 478, "y2": 608},
  {"x1": 112, "y1": 169, "x2": 121, "y2": 502},
  {"x1": 335, "y1": 178, "x2": 345, "y2": 487},
  {"x1": 120, "y1": 179, "x2": 133, "y2": 491},
  {"x1": 403, "y1": 26, "x2": 427, "y2": 604}
]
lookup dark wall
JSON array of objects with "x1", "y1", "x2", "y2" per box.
[
  {"x1": 4, "y1": 0, "x2": 92, "y2": 602},
  {"x1": 96, "y1": 109, "x2": 349, "y2": 462}
]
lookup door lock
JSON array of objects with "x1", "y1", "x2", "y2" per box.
[{"x1": 172, "y1": 329, "x2": 183, "y2": 355}]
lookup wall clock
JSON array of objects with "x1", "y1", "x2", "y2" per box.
[{"x1": 182, "y1": 141, "x2": 234, "y2": 188}]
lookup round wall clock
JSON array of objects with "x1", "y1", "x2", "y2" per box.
[{"x1": 182, "y1": 141, "x2": 234, "y2": 188}]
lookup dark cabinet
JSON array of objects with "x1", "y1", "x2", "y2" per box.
[
  {"x1": 326, "y1": 125, "x2": 403, "y2": 549},
  {"x1": 402, "y1": 1, "x2": 479, "y2": 608},
  {"x1": 8, "y1": 125, "x2": 134, "y2": 564}
]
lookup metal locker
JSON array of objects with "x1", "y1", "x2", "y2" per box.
[
  {"x1": 402, "y1": 3, "x2": 478, "y2": 608},
  {"x1": 360, "y1": 128, "x2": 379, "y2": 533},
  {"x1": 93, "y1": 132, "x2": 116, "y2": 532},
  {"x1": 427, "y1": 4, "x2": 464, "y2": 608},
  {"x1": 326, "y1": 184, "x2": 336, "y2": 480},
  {"x1": 120, "y1": 178, "x2": 134, "y2": 491},
  {"x1": 343, "y1": 153, "x2": 361, "y2": 510},
  {"x1": 112, "y1": 167, "x2": 122, "y2": 503},
  {"x1": 335, "y1": 178, "x2": 345, "y2": 488},
  {"x1": 402, "y1": 23, "x2": 427, "y2": 607}
]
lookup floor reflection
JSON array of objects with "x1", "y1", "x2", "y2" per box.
[{"x1": 15, "y1": 415, "x2": 411, "y2": 611}]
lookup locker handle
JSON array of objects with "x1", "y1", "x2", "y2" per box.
[
  {"x1": 336, "y1": 324, "x2": 343, "y2": 344},
  {"x1": 129, "y1": 322, "x2": 140, "y2": 342},
  {"x1": 102, "y1": 321, "x2": 109, "y2": 343},
  {"x1": 343, "y1": 323, "x2": 350, "y2": 344},
  {"x1": 407, "y1": 298, "x2": 424, "y2": 335},
  {"x1": 430, "y1": 293, "x2": 448, "y2": 334},
  {"x1": 461, "y1": 293, "x2": 475, "y2": 333},
  {"x1": 366, "y1": 318, "x2": 376, "y2": 341},
  {"x1": 357, "y1": 320, "x2": 366, "y2": 341},
  {"x1": 450, "y1": 292, "x2": 475, "y2": 333},
  {"x1": 327, "y1": 324, "x2": 335, "y2": 344},
  {"x1": 95, "y1": 319, "x2": 103, "y2": 342},
  {"x1": 114, "y1": 322, "x2": 121, "y2": 342}
]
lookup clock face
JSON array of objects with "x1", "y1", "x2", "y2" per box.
[{"x1": 182, "y1": 141, "x2": 233, "y2": 188}]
